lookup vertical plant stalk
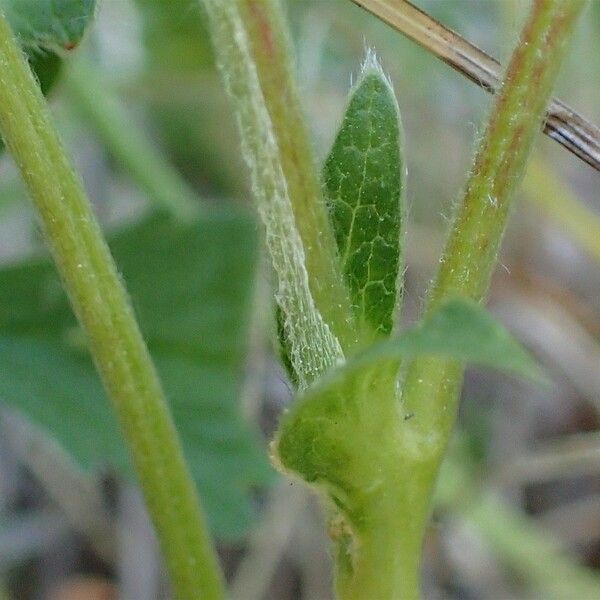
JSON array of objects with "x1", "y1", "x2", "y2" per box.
[
  {"x1": 201, "y1": 0, "x2": 343, "y2": 389},
  {"x1": 237, "y1": 0, "x2": 356, "y2": 351},
  {"x1": 319, "y1": 2, "x2": 585, "y2": 597},
  {"x1": 0, "y1": 13, "x2": 224, "y2": 600},
  {"x1": 401, "y1": 0, "x2": 585, "y2": 501}
]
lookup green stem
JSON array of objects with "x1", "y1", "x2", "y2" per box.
[
  {"x1": 340, "y1": 2, "x2": 583, "y2": 598},
  {"x1": 0, "y1": 13, "x2": 224, "y2": 600},
  {"x1": 64, "y1": 56, "x2": 201, "y2": 221},
  {"x1": 333, "y1": 477, "x2": 424, "y2": 600},
  {"x1": 402, "y1": 0, "x2": 585, "y2": 444},
  {"x1": 201, "y1": 0, "x2": 344, "y2": 389},
  {"x1": 330, "y1": 450, "x2": 431, "y2": 600},
  {"x1": 237, "y1": 0, "x2": 356, "y2": 351}
]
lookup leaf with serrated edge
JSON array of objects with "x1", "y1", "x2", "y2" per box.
[
  {"x1": 0, "y1": 213, "x2": 272, "y2": 539},
  {"x1": 323, "y1": 51, "x2": 404, "y2": 340}
]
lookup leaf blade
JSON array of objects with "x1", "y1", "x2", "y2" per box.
[
  {"x1": 359, "y1": 298, "x2": 544, "y2": 382},
  {"x1": 0, "y1": 213, "x2": 272, "y2": 540},
  {"x1": 0, "y1": 0, "x2": 96, "y2": 51},
  {"x1": 295, "y1": 298, "x2": 545, "y2": 400},
  {"x1": 323, "y1": 55, "x2": 405, "y2": 340}
]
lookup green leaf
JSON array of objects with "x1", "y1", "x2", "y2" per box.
[
  {"x1": 290, "y1": 298, "x2": 544, "y2": 398},
  {"x1": 0, "y1": 0, "x2": 96, "y2": 51},
  {"x1": 0, "y1": 212, "x2": 272, "y2": 539},
  {"x1": 276, "y1": 296, "x2": 543, "y2": 486},
  {"x1": 353, "y1": 298, "x2": 545, "y2": 382},
  {"x1": 0, "y1": 0, "x2": 96, "y2": 147},
  {"x1": 278, "y1": 298, "x2": 543, "y2": 406},
  {"x1": 275, "y1": 361, "x2": 398, "y2": 510},
  {"x1": 323, "y1": 53, "x2": 405, "y2": 340}
]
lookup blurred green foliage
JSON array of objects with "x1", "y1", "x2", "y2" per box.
[
  {"x1": 0, "y1": 213, "x2": 271, "y2": 539},
  {"x1": 133, "y1": 0, "x2": 247, "y2": 196},
  {"x1": 0, "y1": 0, "x2": 95, "y2": 50}
]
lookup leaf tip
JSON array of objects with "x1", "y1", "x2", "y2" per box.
[{"x1": 360, "y1": 47, "x2": 393, "y2": 91}]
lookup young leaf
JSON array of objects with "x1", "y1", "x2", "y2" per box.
[
  {"x1": 323, "y1": 52, "x2": 405, "y2": 340},
  {"x1": 298, "y1": 297, "x2": 545, "y2": 396},
  {"x1": 0, "y1": 213, "x2": 272, "y2": 539}
]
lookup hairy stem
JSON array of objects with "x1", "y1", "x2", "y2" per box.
[
  {"x1": 403, "y1": 0, "x2": 585, "y2": 444},
  {"x1": 201, "y1": 0, "x2": 343, "y2": 389},
  {"x1": 64, "y1": 56, "x2": 201, "y2": 220},
  {"x1": 237, "y1": 0, "x2": 356, "y2": 350},
  {"x1": 345, "y1": 1, "x2": 583, "y2": 597},
  {"x1": 0, "y1": 13, "x2": 224, "y2": 599}
]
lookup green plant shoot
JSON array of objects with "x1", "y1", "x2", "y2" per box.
[{"x1": 204, "y1": 0, "x2": 584, "y2": 598}]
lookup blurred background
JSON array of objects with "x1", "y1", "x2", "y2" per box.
[{"x1": 0, "y1": 0, "x2": 599, "y2": 598}]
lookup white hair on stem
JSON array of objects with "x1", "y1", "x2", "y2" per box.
[{"x1": 201, "y1": 0, "x2": 343, "y2": 390}]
